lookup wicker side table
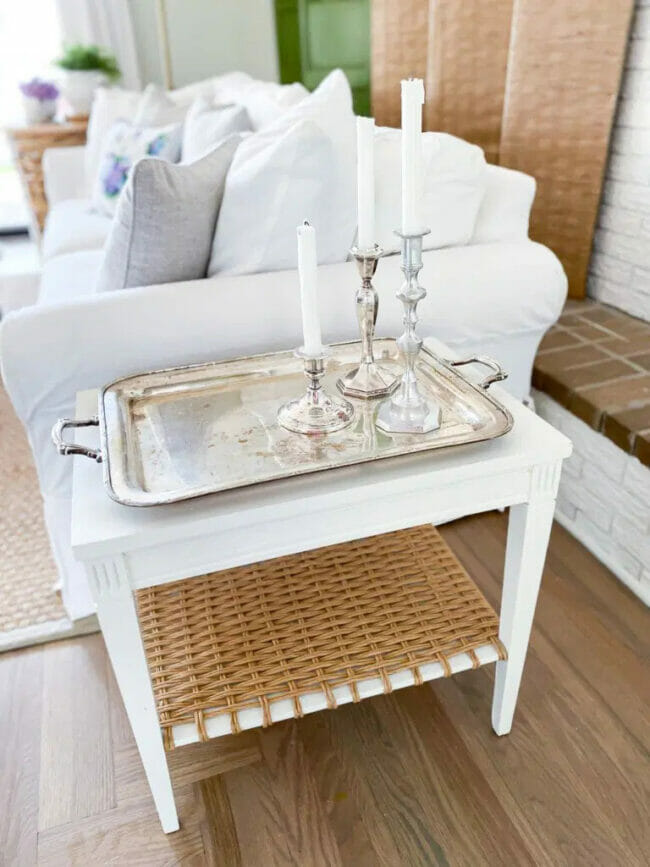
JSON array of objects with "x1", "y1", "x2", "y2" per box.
[{"x1": 6, "y1": 119, "x2": 87, "y2": 236}]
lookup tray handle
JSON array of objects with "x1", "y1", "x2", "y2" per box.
[
  {"x1": 447, "y1": 356, "x2": 508, "y2": 390},
  {"x1": 52, "y1": 417, "x2": 103, "y2": 463}
]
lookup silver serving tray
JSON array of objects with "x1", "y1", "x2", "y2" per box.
[{"x1": 53, "y1": 340, "x2": 513, "y2": 506}]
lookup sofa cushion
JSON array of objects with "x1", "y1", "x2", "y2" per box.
[
  {"x1": 374, "y1": 129, "x2": 486, "y2": 253},
  {"x1": 42, "y1": 199, "x2": 111, "y2": 261},
  {"x1": 181, "y1": 98, "x2": 251, "y2": 162},
  {"x1": 38, "y1": 249, "x2": 104, "y2": 305},
  {"x1": 471, "y1": 165, "x2": 535, "y2": 244},
  {"x1": 92, "y1": 119, "x2": 183, "y2": 217},
  {"x1": 97, "y1": 135, "x2": 241, "y2": 293},
  {"x1": 208, "y1": 69, "x2": 356, "y2": 276}
]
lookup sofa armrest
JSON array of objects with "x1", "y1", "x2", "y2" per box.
[
  {"x1": 470, "y1": 165, "x2": 536, "y2": 244},
  {"x1": 43, "y1": 146, "x2": 87, "y2": 206}
]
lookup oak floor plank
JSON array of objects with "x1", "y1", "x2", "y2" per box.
[
  {"x1": 37, "y1": 785, "x2": 203, "y2": 866},
  {"x1": 440, "y1": 517, "x2": 650, "y2": 864},
  {"x1": 114, "y1": 733, "x2": 261, "y2": 805},
  {"x1": 225, "y1": 720, "x2": 342, "y2": 867},
  {"x1": 298, "y1": 712, "x2": 383, "y2": 867},
  {"x1": 38, "y1": 634, "x2": 115, "y2": 831},
  {"x1": 196, "y1": 775, "x2": 242, "y2": 867},
  {"x1": 443, "y1": 514, "x2": 650, "y2": 748},
  {"x1": 0, "y1": 646, "x2": 43, "y2": 867}
]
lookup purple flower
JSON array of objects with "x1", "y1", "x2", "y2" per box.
[
  {"x1": 101, "y1": 154, "x2": 130, "y2": 197},
  {"x1": 19, "y1": 78, "x2": 59, "y2": 101},
  {"x1": 146, "y1": 134, "x2": 168, "y2": 156}
]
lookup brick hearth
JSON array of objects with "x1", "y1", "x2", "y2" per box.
[{"x1": 533, "y1": 299, "x2": 650, "y2": 467}]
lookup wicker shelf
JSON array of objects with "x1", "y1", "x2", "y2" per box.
[{"x1": 137, "y1": 525, "x2": 505, "y2": 749}]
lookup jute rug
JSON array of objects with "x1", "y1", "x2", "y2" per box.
[{"x1": 0, "y1": 381, "x2": 98, "y2": 651}]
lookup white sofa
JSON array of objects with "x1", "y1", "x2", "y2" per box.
[{"x1": 1, "y1": 119, "x2": 567, "y2": 620}]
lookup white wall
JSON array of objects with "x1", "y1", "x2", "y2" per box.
[
  {"x1": 589, "y1": 0, "x2": 650, "y2": 322},
  {"x1": 131, "y1": 0, "x2": 279, "y2": 89}
]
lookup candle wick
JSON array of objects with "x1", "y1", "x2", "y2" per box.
[{"x1": 303, "y1": 220, "x2": 311, "y2": 227}]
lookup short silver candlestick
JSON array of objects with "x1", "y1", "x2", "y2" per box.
[
  {"x1": 337, "y1": 245, "x2": 399, "y2": 399},
  {"x1": 278, "y1": 347, "x2": 355, "y2": 435},
  {"x1": 376, "y1": 230, "x2": 441, "y2": 434}
]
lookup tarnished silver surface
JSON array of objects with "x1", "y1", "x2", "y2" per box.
[
  {"x1": 278, "y1": 347, "x2": 354, "y2": 435},
  {"x1": 65, "y1": 339, "x2": 512, "y2": 506},
  {"x1": 376, "y1": 230, "x2": 441, "y2": 434},
  {"x1": 336, "y1": 246, "x2": 399, "y2": 399}
]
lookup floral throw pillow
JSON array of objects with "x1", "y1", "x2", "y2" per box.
[{"x1": 92, "y1": 119, "x2": 183, "y2": 216}]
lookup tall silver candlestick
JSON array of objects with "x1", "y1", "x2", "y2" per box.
[
  {"x1": 337, "y1": 245, "x2": 399, "y2": 399},
  {"x1": 376, "y1": 230, "x2": 441, "y2": 434},
  {"x1": 278, "y1": 347, "x2": 354, "y2": 435}
]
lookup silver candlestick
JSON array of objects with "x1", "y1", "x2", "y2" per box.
[
  {"x1": 278, "y1": 347, "x2": 355, "y2": 435},
  {"x1": 376, "y1": 230, "x2": 441, "y2": 434},
  {"x1": 337, "y1": 245, "x2": 399, "y2": 399}
]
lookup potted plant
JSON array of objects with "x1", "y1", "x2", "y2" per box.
[
  {"x1": 19, "y1": 78, "x2": 59, "y2": 123},
  {"x1": 55, "y1": 43, "x2": 120, "y2": 116}
]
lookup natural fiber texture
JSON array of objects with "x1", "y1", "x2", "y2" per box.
[
  {"x1": 371, "y1": 0, "x2": 430, "y2": 129},
  {"x1": 371, "y1": 0, "x2": 633, "y2": 298},
  {"x1": 6, "y1": 121, "x2": 87, "y2": 231},
  {"x1": 499, "y1": 0, "x2": 634, "y2": 298},
  {"x1": 0, "y1": 383, "x2": 63, "y2": 635},
  {"x1": 137, "y1": 525, "x2": 505, "y2": 747},
  {"x1": 425, "y1": 0, "x2": 514, "y2": 164}
]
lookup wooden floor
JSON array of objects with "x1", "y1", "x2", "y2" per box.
[{"x1": 2, "y1": 512, "x2": 648, "y2": 866}]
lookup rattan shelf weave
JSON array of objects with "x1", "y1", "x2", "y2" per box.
[{"x1": 137, "y1": 525, "x2": 505, "y2": 749}]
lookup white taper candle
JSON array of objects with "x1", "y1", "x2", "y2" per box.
[
  {"x1": 356, "y1": 116, "x2": 375, "y2": 250},
  {"x1": 296, "y1": 222, "x2": 322, "y2": 356},
  {"x1": 401, "y1": 78, "x2": 425, "y2": 235}
]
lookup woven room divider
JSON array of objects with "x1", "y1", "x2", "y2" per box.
[{"x1": 371, "y1": 0, "x2": 635, "y2": 298}]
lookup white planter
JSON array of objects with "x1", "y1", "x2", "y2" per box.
[
  {"x1": 59, "y1": 69, "x2": 107, "y2": 116},
  {"x1": 22, "y1": 96, "x2": 57, "y2": 124}
]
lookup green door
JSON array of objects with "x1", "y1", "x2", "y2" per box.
[{"x1": 275, "y1": 0, "x2": 371, "y2": 116}]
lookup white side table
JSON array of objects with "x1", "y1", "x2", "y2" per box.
[{"x1": 70, "y1": 339, "x2": 572, "y2": 833}]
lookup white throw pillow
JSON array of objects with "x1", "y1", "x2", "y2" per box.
[
  {"x1": 85, "y1": 87, "x2": 142, "y2": 193},
  {"x1": 92, "y1": 119, "x2": 182, "y2": 217},
  {"x1": 373, "y1": 128, "x2": 487, "y2": 253},
  {"x1": 133, "y1": 83, "x2": 188, "y2": 126},
  {"x1": 208, "y1": 120, "x2": 339, "y2": 275},
  {"x1": 208, "y1": 69, "x2": 356, "y2": 276},
  {"x1": 236, "y1": 79, "x2": 309, "y2": 130},
  {"x1": 85, "y1": 79, "x2": 222, "y2": 191},
  {"x1": 181, "y1": 97, "x2": 252, "y2": 163}
]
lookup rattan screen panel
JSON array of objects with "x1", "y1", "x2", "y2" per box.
[{"x1": 137, "y1": 525, "x2": 505, "y2": 748}]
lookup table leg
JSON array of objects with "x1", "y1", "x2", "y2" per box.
[
  {"x1": 492, "y1": 470, "x2": 558, "y2": 736},
  {"x1": 87, "y1": 558, "x2": 179, "y2": 833}
]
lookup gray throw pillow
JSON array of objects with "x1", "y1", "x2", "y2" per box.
[{"x1": 96, "y1": 134, "x2": 240, "y2": 292}]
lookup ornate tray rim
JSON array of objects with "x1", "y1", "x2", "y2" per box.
[{"x1": 64, "y1": 340, "x2": 515, "y2": 507}]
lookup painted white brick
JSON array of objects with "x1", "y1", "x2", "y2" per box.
[
  {"x1": 589, "y1": 275, "x2": 650, "y2": 320},
  {"x1": 626, "y1": 34, "x2": 650, "y2": 67},
  {"x1": 606, "y1": 152, "x2": 650, "y2": 184},
  {"x1": 615, "y1": 97, "x2": 650, "y2": 129},
  {"x1": 612, "y1": 514, "x2": 650, "y2": 563},
  {"x1": 562, "y1": 473, "x2": 613, "y2": 530},
  {"x1": 596, "y1": 202, "x2": 642, "y2": 235},
  {"x1": 602, "y1": 179, "x2": 650, "y2": 215},
  {"x1": 611, "y1": 125, "x2": 650, "y2": 156},
  {"x1": 622, "y1": 456, "x2": 650, "y2": 510},
  {"x1": 633, "y1": 6, "x2": 650, "y2": 35},
  {"x1": 622, "y1": 68, "x2": 650, "y2": 99},
  {"x1": 574, "y1": 513, "x2": 644, "y2": 580},
  {"x1": 556, "y1": 407, "x2": 629, "y2": 482},
  {"x1": 556, "y1": 492, "x2": 577, "y2": 522},
  {"x1": 593, "y1": 228, "x2": 650, "y2": 270},
  {"x1": 590, "y1": 249, "x2": 634, "y2": 283},
  {"x1": 582, "y1": 462, "x2": 649, "y2": 532}
]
